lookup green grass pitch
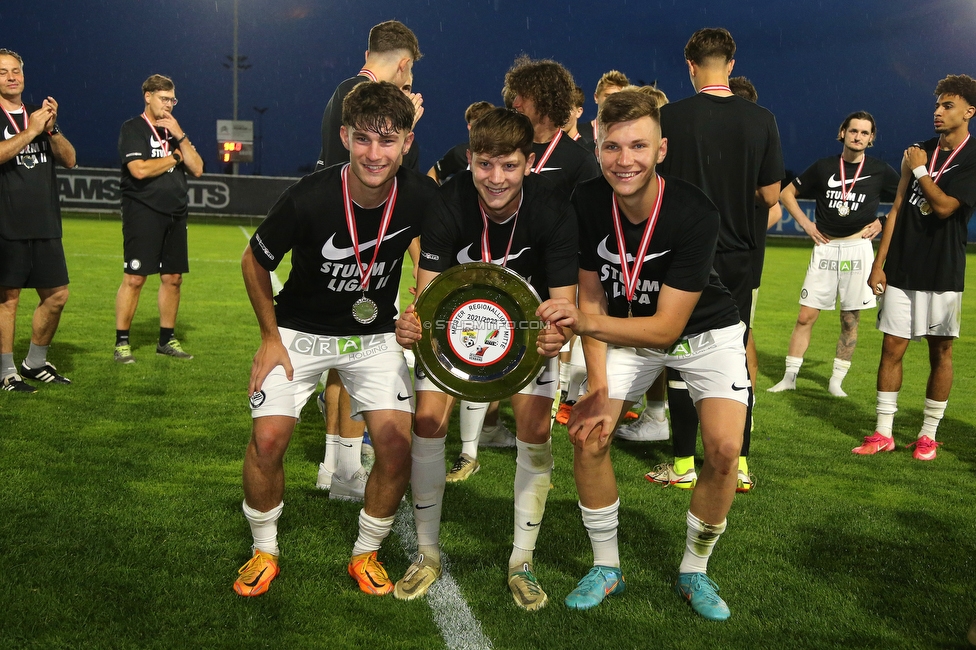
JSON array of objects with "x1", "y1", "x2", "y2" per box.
[{"x1": 1, "y1": 215, "x2": 974, "y2": 649}]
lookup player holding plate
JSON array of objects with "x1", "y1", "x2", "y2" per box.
[
  {"x1": 394, "y1": 107, "x2": 576, "y2": 610},
  {"x1": 539, "y1": 90, "x2": 747, "y2": 620}
]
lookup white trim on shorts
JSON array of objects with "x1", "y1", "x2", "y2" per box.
[
  {"x1": 799, "y1": 238, "x2": 876, "y2": 311},
  {"x1": 414, "y1": 356, "x2": 559, "y2": 400},
  {"x1": 250, "y1": 329, "x2": 413, "y2": 419},
  {"x1": 606, "y1": 322, "x2": 750, "y2": 405},
  {"x1": 877, "y1": 286, "x2": 962, "y2": 341}
]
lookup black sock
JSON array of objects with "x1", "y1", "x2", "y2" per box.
[
  {"x1": 159, "y1": 327, "x2": 174, "y2": 347},
  {"x1": 116, "y1": 330, "x2": 130, "y2": 346},
  {"x1": 667, "y1": 368, "x2": 699, "y2": 458}
]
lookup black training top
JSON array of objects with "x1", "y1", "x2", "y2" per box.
[
  {"x1": 118, "y1": 115, "x2": 188, "y2": 215},
  {"x1": 0, "y1": 103, "x2": 61, "y2": 239}
]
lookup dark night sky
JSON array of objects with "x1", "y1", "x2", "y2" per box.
[{"x1": 5, "y1": 0, "x2": 975, "y2": 178}]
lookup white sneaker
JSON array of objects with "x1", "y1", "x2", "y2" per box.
[
  {"x1": 330, "y1": 466, "x2": 369, "y2": 501},
  {"x1": 615, "y1": 410, "x2": 669, "y2": 442},
  {"x1": 316, "y1": 462, "x2": 334, "y2": 490},
  {"x1": 479, "y1": 422, "x2": 517, "y2": 448}
]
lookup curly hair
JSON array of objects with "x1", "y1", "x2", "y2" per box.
[
  {"x1": 729, "y1": 76, "x2": 757, "y2": 103},
  {"x1": 342, "y1": 81, "x2": 416, "y2": 135},
  {"x1": 935, "y1": 74, "x2": 976, "y2": 108},
  {"x1": 504, "y1": 55, "x2": 575, "y2": 127}
]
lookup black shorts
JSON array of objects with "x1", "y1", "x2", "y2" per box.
[
  {"x1": 713, "y1": 249, "x2": 755, "y2": 330},
  {"x1": 121, "y1": 199, "x2": 189, "y2": 276},
  {"x1": 0, "y1": 235, "x2": 70, "y2": 289}
]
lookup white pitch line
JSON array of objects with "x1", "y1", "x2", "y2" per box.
[
  {"x1": 239, "y1": 226, "x2": 283, "y2": 293},
  {"x1": 393, "y1": 504, "x2": 493, "y2": 650}
]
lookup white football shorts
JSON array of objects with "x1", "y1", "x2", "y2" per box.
[
  {"x1": 799, "y1": 238, "x2": 876, "y2": 311},
  {"x1": 877, "y1": 286, "x2": 962, "y2": 341}
]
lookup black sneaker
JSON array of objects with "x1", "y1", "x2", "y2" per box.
[
  {"x1": 2, "y1": 374, "x2": 37, "y2": 393},
  {"x1": 157, "y1": 338, "x2": 193, "y2": 359},
  {"x1": 20, "y1": 361, "x2": 72, "y2": 384}
]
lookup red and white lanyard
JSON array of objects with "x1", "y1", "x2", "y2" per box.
[
  {"x1": 699, "y1": 84, "x2": 731, "y2": 94},
  {"x1": 358, "y1": 69, "x2": 378, "y2": 82},
  {"x1": 532, "y1": 129, "x2": 563, "y2": 173},
  {"x1": 839, "y1": 155, "x2": 866, "y2": 203},
  {"x1": 611, "y1": 175, "x2": 666, "y2": 304},
  {"x1": 571, "y1": 132, "x2": 581, "y2": 141},
  {"x1": 1, "y1": 103, "x2": 28, "y2": 134},
  {"x1": 141, "y1": 112, "x2": 169, "y2": 156},
  {"x1": 928, "y1": 133, "x2": 971, "y2": 183},
  {"x1": 340, "y1": 164, "x2": 397, "y2": 290},
  {"x1": 478, "y1": 191, "x2": 523, "y2": 266},
  {"x1": 592, "y1": 120, "x2": 598, "y2": 142}
]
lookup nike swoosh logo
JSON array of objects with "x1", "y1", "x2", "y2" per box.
[
  {"x1": 456, "y1": 244, "x2": 531, "y2": 265},
  {"x1": 397, "y1": 392, "x2": 411, "y2": 401},
  {"x1": 826, "y1": 173, "x2": 873, "y2": 188},
  {"x1": 415, "y1": 503, "x2": 436, "y2": 510},
  {"x1": 150, "y1": 136, "x2": 163, "y2": 148},
  {"x1": 243, "y1": 567, "x2": 268, "y2": 588},
  {"x1": 929, "y1": 324, "x2": 940, "y2": 330},
  {"x1": 597, "y1": 236, "x2": 670, "y2": 265},
  {"x1": 339, "y1": 442, "x2": 354, "y2": 448},
  {"x1": 863, "y1": 300, "x2": 872, "y2": 305},
  {"x1": 3, "y1": 126, "x2": 15, "y2": 140},
  {"x1": 535, "y1": 377, "x2": 554, "y2": 386},
  {"x1": 365, "y1": 571, "x2": 385, "y2": 589},
  {"x1": 526, "y1": 521, "x2": 541, "y2": 527},
  {"x1": 465, "y1": 405, "x2": 481, "y2": 410},
  {"x1": 321, "y1": 226, "x2": 412, "y2": 261},
  {"x1": 731, "y1": 383, "x2": 749, "y2": 391}
]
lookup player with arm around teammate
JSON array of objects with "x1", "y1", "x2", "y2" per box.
[
  {"x1": 234, "y1": 81, "x2": 438, "y2": 598},
  {"x1": 394, "y1": 107, "x2": 575, "y2": 611},
  {"x1": 769, "y1": 111, "x2": 898, "y2": 396},
  {"x1": 539, "y1": 90, "x2": 747, "y2": 620}
]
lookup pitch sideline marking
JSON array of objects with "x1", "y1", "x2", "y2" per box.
[
  {"x1": 393, "y1": 503, "x2": 493, "y2": 650},
  {"x1": 239, "y1": 226, "x2": 283, "y2": 293}
]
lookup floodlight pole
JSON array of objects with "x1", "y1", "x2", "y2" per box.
[{"x1": 232, "y1": 0, "x2": 239, "y2": 174}]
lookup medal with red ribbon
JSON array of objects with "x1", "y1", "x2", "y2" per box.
[
  {"x1": 532, "y1": 129, "x2": 563, "y2": 174},
  {"x1": 611, "y1": 174, "x2": 666, "y2": 317},
  {"x1": 341, "y1": 163, "x2": 398, "y2": 324},
  {"x1": 699, "y1": 84, "x2": 732, "y2": 94},
  {"x1": 836, "y1": 155, "x2": 865, "y2": 217},
  {"x1": 478, "y1": 191, "x2": 523, "y2": 267},
  {"x1": 2, "y1": 104, "x2": 38, "y2": 167},
  {"x1": 919, "y1": 133, "x2": 970, "y2": 215},
  {"x1": 358, "y1": 69, "x2": 378, "y2": 82}
]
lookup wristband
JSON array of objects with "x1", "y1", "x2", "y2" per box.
[
  {"x1": 173, "y1": 151, "x2": 182, "y2": 165},
  {"x1": 912, "y1": 165, "x2": 928, "y2": 180},
  {"x1": 176, "y1": 133, "x2": 187, "y2": 144},
  {"x1": 48, "y1": 124, "x2": 61, "y2": 136}
]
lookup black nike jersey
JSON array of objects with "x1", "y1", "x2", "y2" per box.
[
  {"x1": 792, "y1": 154, "x2": 898, "y2": 238},
  {"x1": 885, "y1": 136, "x2": 976, "y2": 292},
  {"x1": 0, "y1": 103, "x2": 61, "y2": 240},
  {"x1": 119, "y1": 116, "x2": 188, "y2": 216},
  {"x1": 251, "y1": 164, "x2": 438, "y2": 335},
  {"x1": 419, "y1": 171, "x2": 578, "y2": 300},
  {"x1": 530, "y1": 133, "x2": 600, "y2": 199},
  {"x1": 575, "y1": 174, "x2": 739, "y2": 337}
]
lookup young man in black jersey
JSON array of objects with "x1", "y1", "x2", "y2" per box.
[
  {"x1": 769, "y1": 112, "x2": 898, "y2": 397},
  {"x1": 426, "y1": 101, "x2": 494, "y2": 185},
  {"x1": 504, "y1": 56, "x2": 600, "y2": 199},
  {"x1": 577, "y1": 70, "x2": 630, "y2": 149},
  {"x1": 114, "y1": 74, "x2": 204, "y2": 364},
  {"x1": 539, "y1": 90, "x2": 747, "y2": 620},
  {"x1": 858, "y1": 75, "x2": 976, "y2": 461},
  {"x1": 651, "y1": 27, "x2": 784, "y2": 493},
  {"x1": 0, "y1": 49, "x2": 76, "y2": 393},
  {"x1": 234, "y1": 81, "x2": 439, "y2": 598},
  {"x1": 393, "y1": 108, "x2": 576, "y2": 610}
]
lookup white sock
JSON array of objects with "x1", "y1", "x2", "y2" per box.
[
  {"x1": 828, "y1": 358, "x2": 852, "y2": 397},
  {"x1": 920, "y1": 398, "x2": 947, "y2": 439},
  {"x1": 875, "y1": 391, "x2": 898, "y2": 437},
  {"x1": 580, "y1": 499, "x2": 620, "y2": 568},
  {"x1": 678, "y1": 511, "x2": 726, "y2": 575},
  {"x1": 337, "y1": 435, "x2": 364, "y2": 481},
  {"x1": 243, "y1": 500, "x2": 283, "y2": 556},
  {"x1": 323, "y1": 434, "x2": 339, "y2": 474},
  {"x1": 646, "y1": 400, "x2": 666, "y2": 422},
  {"x1": 510, "y1": 438, "x2": 553, "y2": 568},
  {"x1": 352, "y1": 509, "x2": 395, "y2": 556},
  {"x1": 769, "y1": 356, "x2": 802, "y2": 392},
  {"x1": 459, "y1": 401, "x2": 488, "y2": 457},
  {"x1": 566, "y1": 342, "x2": 587, "y2": 402},
  {"x1": 558, "y1": 359, "x2": 571, "y2": 394},
  {"x1": 411, "y1": 434, "x2": 446, "y2": 563}
]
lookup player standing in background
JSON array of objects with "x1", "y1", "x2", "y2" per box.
[
  {"x1": 577, "y1": 70, "x2": 630, "y2": 150},
  {"x1": 651, "y1": 28, "x2": 784, "y2": 492},
  {"x1": 769, "y1": 112, "x2": 898, "y2": 396},
  {"x1": 426, "y1": 100, "x2": 494, "y2": 185},
  {"x1": 114, "y1": 74, "x2": 203, "y2": 364},
  {"x1": 235, "y1": 81, "x2": 438, "y2": 597},
  {"x1": 857, "y1": 74, "x2": 976, "y2": 461},
  {"x1": 564, "y1": 85, "x2": 586, "y2": 141},
  {"x1": 0, "y1": 49, "x2": 76, "y2": 392}
]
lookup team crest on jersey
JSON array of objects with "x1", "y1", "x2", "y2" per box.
[{"x1": 249, "y1": 390, "x2": 266, "y2": 408}]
